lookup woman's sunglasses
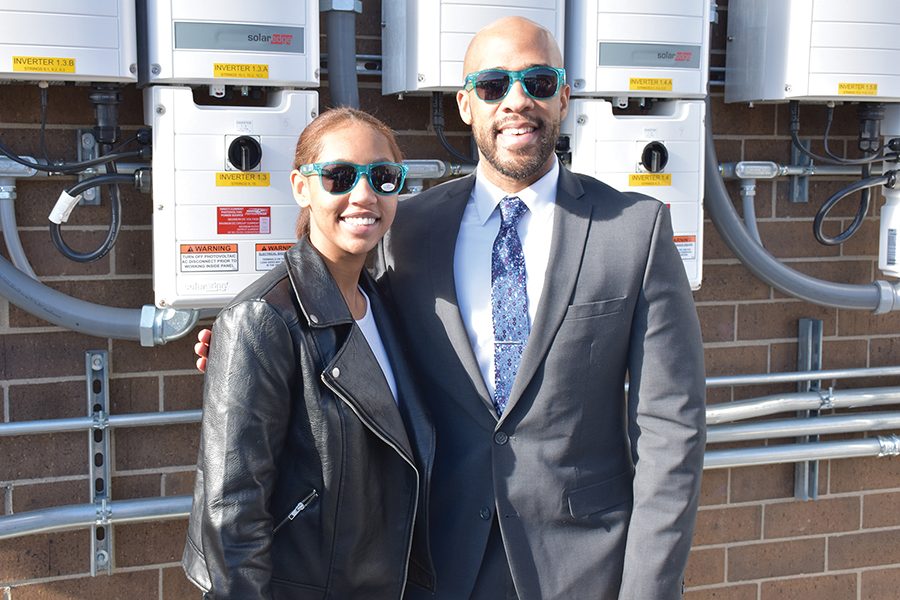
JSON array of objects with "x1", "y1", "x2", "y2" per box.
[
  {"x1": 463, "y1": 66, "x2": 566, "y2": 103},
  {"x1": 298, "y1": 161, "x2": 408, "y2": 196}
]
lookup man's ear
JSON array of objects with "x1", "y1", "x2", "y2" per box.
[
  {"x1": 290, "y1": 169, "x2": 311, "y2": 208},
  {"x1": 457, "y1": 89, "x2": 473, "y2": 126}
]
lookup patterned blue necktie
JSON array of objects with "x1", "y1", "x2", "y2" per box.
[{"x1": 491, "y1": 196, "x2": 530, "y2": 416}]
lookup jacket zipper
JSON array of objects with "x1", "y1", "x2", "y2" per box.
[
  {"x1": 273, "y1": 489, "x2": 319, "y2": 534},
  {"x1": 323, "y1": 378, "x2": 419, "y2": 600}
]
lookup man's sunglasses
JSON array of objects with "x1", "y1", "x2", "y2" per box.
[
  {"x1": 463, "y1": 66, "x2": 566, "y2": 103},
  {"x1": 298, "y1": 161, "x2": 408, "y2": 196}
]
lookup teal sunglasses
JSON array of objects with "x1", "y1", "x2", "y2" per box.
[
  {"x1": 299, "y1": 161, "x2": 408, "y2": 196},
  {"x1": 464, "y1": 66, "x2": 566, "y2": 103}
]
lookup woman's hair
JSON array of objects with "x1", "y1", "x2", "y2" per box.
[{"x1": 293, "y1": 108, "x2": 404, "y2": 238}]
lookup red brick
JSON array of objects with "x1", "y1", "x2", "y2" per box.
[
  {"x1": 685, "y1": 585, "x2": 757, "y2": 600},
  {"x1": 8, "y1": 569, "x2": 158, "y2": 599},
  {"x1": 711, "y1": 100, "x2": 776, "y2": 136},
  {"x1": 828, "y1": 529, "x2": 900, "y2": 569},
  {"x1": 861, "y1": 567, "x2": 900, "y2": 600},
  {"x1": 730, "y1": 464, "x2": 796, "y2": 503},
  {"x1": 863, "y1": 491, "x2": 900, "y2": 528},
  {"x1": 698, "y1": 305, "x2": 736, "y2": 343},
  {"x1": 0, "y1": 332, "x2": 108, "y2": 379},
  {"x1": 8, "y1": 381, "x2": 84, "y2": 421},
  {"x1": 829, "y1": 456, "x2": 900, "y2": 493},
  {"x1": 839, "y1": 310, "x2": 900, "y2": 337},
  {"x1": 164, "y1": 470, "x2": 196, "y2": 497},
  {"x1": 693, "y1": 264, "x2": 771, "y2": 303},
  {"x1": 113, "y1": 230, "x2": 152, "y2": 275},
  {"x1": 163, "y1": 374, "x2": 205, "y2": 411},
  {"x1": 760, "y1": 574, "x2": 856, "y2": 600},
  {"x1": 727, "y1": 538, "x2": 825, "y2": 581},
  {"x1": 704, "y1": 345, "x2": 769, "y2": 377},
  {"x1": 694, "y1": 505, "x2": 761, "y2": 545},
  {"x1": 114, "y1": 423, "x2": 199, "y2": 471},
  {"x1": 17, "y1": 230, "x2": 111, "y2": 277},
  {"x1": 12, "y1": 480, "x2": 88, "y2": 513},
  {"x1": 111, "y1": 473, "x2": 161, "y2": 500},
  {"x1": 163, "y1": 566, "x2": 204, "y2": 599},
  {"x1": 114, "y1": 519, "x2": 187, "y2": 567},
  {"x1": 110, "y1": 332, "x2": 205, "y2": 373},
  {"x1": 685, "y1": 547, "x2": 725, "y2": 587},
  {"x1": 763, "y1": 497, "x2": 860, "y2": 538},
  {"x1": 0, "y1": 433, "x2": 85, "y2": 480},
  {"x1": 737, "y1": 302, "x2": 836, "y2": 341},
  {"x1": 699, "y1": 469, "x2": 729, "y2": 506},
  {"x1": 109, "y1": 377, "x2": 159, "y2": 414},
  {"x1": 755, "y1": 221, "x2": 842, "y2": 260},
  {"x1": 0, "y1": 531, "x2": 88, "y2": 583}
]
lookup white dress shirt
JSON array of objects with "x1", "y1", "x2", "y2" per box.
[{"x1": 453, "y1": 160, "x2": 559, "y2": 399}]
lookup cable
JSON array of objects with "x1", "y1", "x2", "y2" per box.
[
  {"x1": 431, "y1": 92, "x2": 477, "y2": 164},
  {"x1": 49, "y1": 157, "x2": 125, "y2": 263},
  {"x1": 790, "y1": 101, "x2": 886, "y2": 166},
  {"x1": 813, "y1": 170, "x2": 891, "y2": 245},
  {"x1": 38, "y1": 86, "x2": 50, "y2": 162},
  {"x1": 0, "y1": 139, "x2": 145, "y2": 174}
]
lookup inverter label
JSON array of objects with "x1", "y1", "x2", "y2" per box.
[
  {"x1": 217, "y1": 207, "x2": 271, "y2": 235},
  {"x1": 214, "y1": 63, "x2": 269, "y2": 79},
  {"x1": 629, "y1": 173, "x2": 672, "y2": 186},
  {"x1": 630, "y1": 78, "x2": 673, "y2": 92},
  {"x1": 838, "y1": 83, "x2": 878, "y2": 96},
  {"x1": 255, "y1": 243, "x2": 293, "y2": 271},
  {"x1": 12, "y1": 56, "x2": 75, "y2": 74},
  {"x1": 216, "y1": 172, "x2": 271, "y2": 187},
  {"x1": 180, "y1": 244, "x2": 239, "y2": 272}
]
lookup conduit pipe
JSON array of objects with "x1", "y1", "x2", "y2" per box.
[
  {"x1": 707, "y1": 411, "x2": 900, "y2": 444},
  {"x1": 706, "y1": 365, "x2": 900, "y2": 387},
  {"x1": 0, "y1": 253, "x2": 199, "y2": 346},
  {"x1": 704, "y1": 113, "x2": 900, "y2": 313},
  {"x1": 0, "y1": 496, "x2": 191, "y2": 540},
  {"x1": 322, "y1": 0, "x2": 362, "y2": 108},
  {"x1": 0, "y1": 178, "x2": 37, "y2": 279},
  {"x1": 0, "y1": 410, "x2": 201, "y2": 437},
  {"x1": 704, "y1": 435, "x2": 900, "y2": 469},
  {"x1": 706, "y1": 387, "x2": 900, "y2": 424}
]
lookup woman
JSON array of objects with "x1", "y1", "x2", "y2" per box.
[{"x1": 182, "y1": 108, "x2": 434, "y2": 599}]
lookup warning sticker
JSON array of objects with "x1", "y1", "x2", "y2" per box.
[
  {"x1": 838, "y1": 82, "x2": 878, "y2": 96},
  {"x1": 216, "y1": 172, "x2": 271, "y2": 187},
  {"x1": 214, "y1": 63, "x2": 269, "y2": 79},
  {"x1": 255, "y1": 243, "x2": 293, "y2": 271},
  {"x1": 180, "y1": 244, "x2": 239, "y2": 272},
  {"x1": 629, "y1": 173, "x2": 672, "y2": 187},
  {"x1": 218, "y1": 207, "x2": 271, "y2": 235},
  {"x1": 13, "y1": 56, "x2": 75, "y2": 74},
  {"x1": 673, "y1": 235, "x2": 696, "y2": 261},
  {"x1": 630, "y1": 77, "x2": 673, "y2": 92}
]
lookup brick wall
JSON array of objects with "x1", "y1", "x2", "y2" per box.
[{"x1": 1, "y1": 2, "x2": 899, "y2": 598}]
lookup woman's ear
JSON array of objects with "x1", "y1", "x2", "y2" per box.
[{"x1": 290, "y1": 169, "x2": 311, "y2": 208}]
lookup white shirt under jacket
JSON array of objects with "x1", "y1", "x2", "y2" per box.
[{"x1": 453, "y1": 159, "x2": 559, "y2": 400}]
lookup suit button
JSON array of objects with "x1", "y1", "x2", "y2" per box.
[
  {"x1": 480, "y1": 506, "x2": 492, "y2": 520},
  {"x1": 494, "y1": 431, "x2": 508, "y2": 445}
]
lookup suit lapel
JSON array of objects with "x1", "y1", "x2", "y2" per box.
[
  {"x1": 500, "y1": 168, "x2": 591, "y2": 423},
  {"x1": 428, "y1": 177, "x2": 497, "y2": 418}
]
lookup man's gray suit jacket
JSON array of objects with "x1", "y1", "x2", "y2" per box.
[{"x1": 375, "y1": 165, "x2": 706, "y2": 600}]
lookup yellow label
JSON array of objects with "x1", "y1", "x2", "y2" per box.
[
  {"x1": 12, "y1": 56, "x2": 75, "y2": 74},
  {"x1": 838, "y1": 82, "x2": 878, "y2": 96},
  {"x1": 214, "y1": 63, "x2": 269, "y2": 79},
  {"x1": 629, "y1": 78, "x2": 673, "y2": 92},
  {"x1": 629, "y1": 173, "x2": 672, "y2": 187},
  {"x1": 216, "y1": 172, "x2": 271, "y2": 187}
]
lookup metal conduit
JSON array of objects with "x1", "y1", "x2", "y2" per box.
[
  {"x1": 0, "y1": 410, "x2": 201, "y2": 437},
  {"x1": 706, "y1": 365, "x2": 900, "y2": 387},
  {"x1": 706, "y1": 387, "x2": 900, "y2": 425},
  {"x1": 707, "y1": 411, "x2": 900, "y2": 444},
  {"x1": 0, "y1": 496, "x2": 191, "y2": 540},
  {"x1": 704, "y1": 435, "x2": 900, "y2": 469}
]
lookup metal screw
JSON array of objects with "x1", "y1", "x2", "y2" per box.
[
  {"x1": 157, "y1": 204, "x2": 164, "y2": 210},
  {"x1": 91, "y1": 355, "x2": 103, "y2": 371},
  {"x1": 417, "y1": 73, "x2": 425, "y2": 82},
  {"x1": 95, "y1": 550, "x2": 109, "y2": 567},
  {"x1": 81, "y1": 133, "x2": 96, "y2": 149},
  {"x1": 129, "y1": 64, "x2": 137, "y2": 74},
  {"x1": 577, "y1": 115, "x2": 587, "y2": 125},
  {"x1": 150, "y1": 64, "x2": 161, "y2": 75},
  {"x1": 785, "y1": 84, "x2": 792, "y2": 92},
  {"x1": 156, "y1": 105, "x2": 165, "y2": 116}
]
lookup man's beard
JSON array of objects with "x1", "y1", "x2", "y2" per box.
[{"x1": 474, "y1": 117, "x2": 560, "y2": 181}]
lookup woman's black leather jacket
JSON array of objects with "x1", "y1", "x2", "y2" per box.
[{"x1": 182, "y1": 238, "x2": 435, "y2": 599}]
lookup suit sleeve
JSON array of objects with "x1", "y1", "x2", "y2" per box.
[
  {"x1": 195, "y1": 300, "x2": 296, "y2": 599},
  {"x1": 619, "y1": 205, "x2": 706, "y2": 600}
]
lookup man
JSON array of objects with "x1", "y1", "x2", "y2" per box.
[
  {"x1": 197, "y1": 16, "x2": 706, "y2": 600},
  {"x1": 377, "y1": 17, "x2": 705, "y2": 600}
]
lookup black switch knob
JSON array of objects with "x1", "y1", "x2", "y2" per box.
[
  {"x1": 227, "y1": 136, "x2": 262, "y2": 172},
  {"x1": 640, "y1": 141, "x2": 669, "y2": 173}
]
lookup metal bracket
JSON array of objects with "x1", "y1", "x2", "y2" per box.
[
  {"x1": 790, "y1": 139, "x2": 812, "y2": 203},
  {"x1": 76, "y1": 130, "x2": 101, "y2": 206},
  {"x1": 794, "y1": 318, "x2": 823, "y2": 501},
  {"x1": 87, "y1": 351, "x2": 112, "y2": 575}
]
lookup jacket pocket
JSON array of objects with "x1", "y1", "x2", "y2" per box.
[
  {"x1": 567, "y1": 471, "x2": 634, "y2": 519},
  {"x1": 563, "y1": 297, "x2": 626, "y2": 320},
  {"x1": 273, "y1": 488, "x2": 319, "y2": 534}
]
